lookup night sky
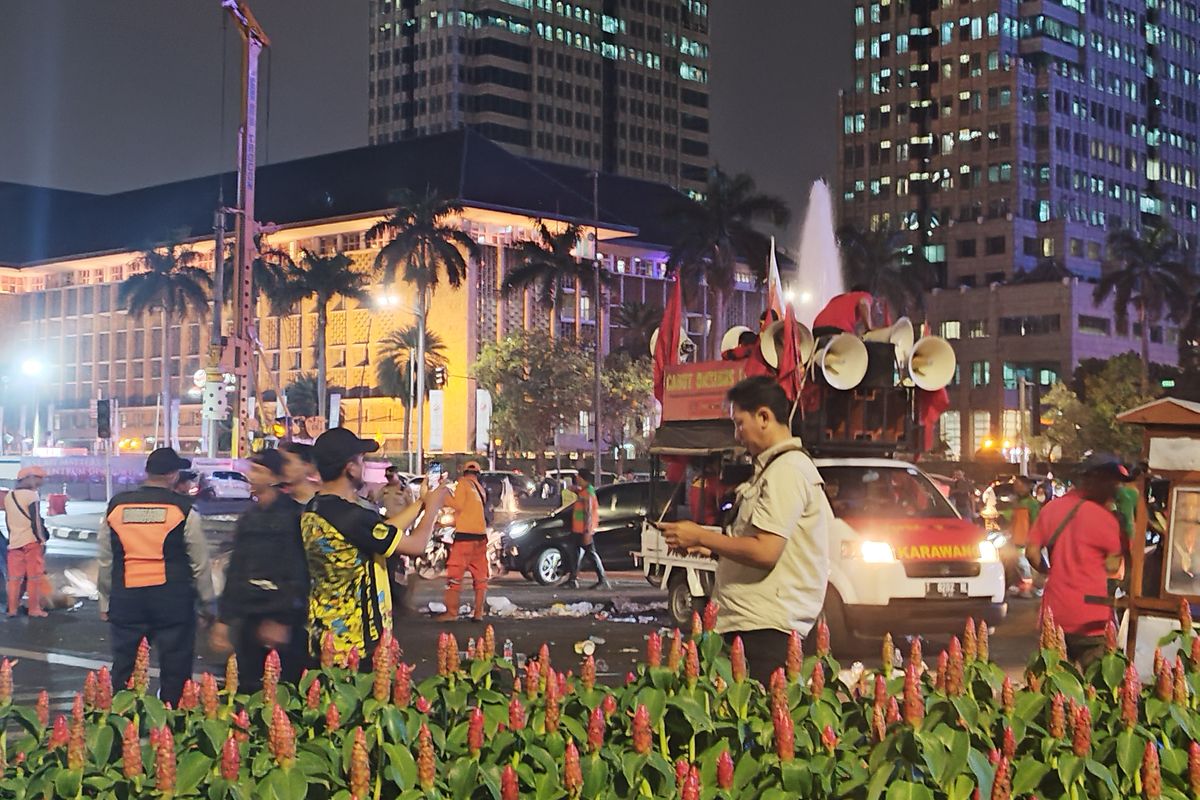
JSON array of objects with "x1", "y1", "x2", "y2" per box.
[{"x1": 0, "y1": 1, "x2": 851, "y2": 235}]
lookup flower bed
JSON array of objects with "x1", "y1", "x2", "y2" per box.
[{"x1": 1, "y1": 603, "x2": 1199, "y2": 799}]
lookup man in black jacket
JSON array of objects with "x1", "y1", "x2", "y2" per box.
[{"x1": 211, "y1": 449, "x2": 309, "y2": 690}]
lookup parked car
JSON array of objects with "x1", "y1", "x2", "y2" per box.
[
  {"x1": 543, "y1": 469, "x2": 618, "y2": 486},
  {"x1": 198, "y1": 469, "x2": 253, "y2": 500},
  {"x1": 500, "y1": 481, "x2": 666, "y2": 584}
]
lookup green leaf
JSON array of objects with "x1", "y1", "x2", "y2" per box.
[
  {"x1": 1101, "y1": 654, "x2": 1126, "y2": 692},
  {"x1": 1012, "y1": 757, "x2": 1052, "y2": 795},
  {"x1": 941, "y1": 728, "x2": 970, "y2": 784},
  {"x1": 950, "y1": 695, "x2": 981, "y2": 732},
  {"x1": 666, "y1": 695, "x2": 713, "y2": 733},
  {"x1": 581, "y1": 757, "x2": 609, "y2": 798},
  {"x1": 1085, "y1": 759, "x2": 1119, "y2": 795},
  {"x1": 1058, "y1": 753, "x2": 1085, "y2": 787},
  {"x1": 141, "y1": 696, "x2": 167, "y2": 731},
  {"x1": 385, "y1": 742, "x2": 418, "y2": 789},
  {"x1": 470, "y1": 659, "x2": 493, "y2": 684},
  {"x1": 732, "y1": 751, "x2": 758, "y2": 790},
  {"x1": 866, "y1": 763, "x2": 894, "y2": 800},
  {"x1": 966, "y1": 747, "x2": 993, "y2": 788},
  {"x1": 1161, "y1": 745, "x2": 1188, "y2": 776},
  {"x1": 635, "y1": 686, "x2": 667, "y2": 725},
  {"x1": 86, "y1": 723, "x2": 114, "y2": 764},
  {"x1": 1049, "y1": 670, "x2": 1086, "y2": 705},
  {"x1": 946, "y1": 774, "x2": 975, "y2": 800},
  {"x1": 200, "y1": 719, "x2": 230, "y2": 757},
  {"x1": 1115, "y1": 729, "x2": 1145, "y2": 778},
  {"x1": 1014, "y1": 692, "x2": 1045, "y2": 722},
  {"x1": 885, "y1": 780, "x2": 934, "y2": 800},
  {"x1": 271, "y1": 768, "x2": 310, "y2": 800},
  {"x1": 177, "y1": 751, "x2": 214, "y2": 795},
  {"x1": 780, "y1": 761, "x2": 808, "y2": 793},
  {"x1": 54, "y1": 768, "x2": 82, "y2": 799}
]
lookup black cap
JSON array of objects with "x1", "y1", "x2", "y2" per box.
[
  {"x1": 312, "y1": 427, "x2": 379, "y2": 473},
  {"x1": 146, "y1": 447, "x2": 192, "y2": 476},
  {"x1": 250, "y1": 449, "x2": 287, "y2": 477},
  {"x1": 1081, "y1": 452, "x2": 1133, "y2": 481}
]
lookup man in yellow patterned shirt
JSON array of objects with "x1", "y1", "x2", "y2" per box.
[{"x1": 303, "y1": 429, "x2": 447, "y2": 663}]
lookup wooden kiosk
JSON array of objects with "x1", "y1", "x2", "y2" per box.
[{"x1": 1114, "y1": 397, "x2": 1200, "y2": 653}]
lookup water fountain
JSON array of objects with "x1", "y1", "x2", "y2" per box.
[{"x1": 791, "y1": 180, "x2": 844, "y2": 328}]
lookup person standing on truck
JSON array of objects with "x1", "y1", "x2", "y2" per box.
[
  {"x1": 1025, "y1": 452, "x2": 1129, "y2": 667},
  {"x1": 435, "y1": 461, "x2": 491, "y2": 622},
  {"x1": 812, "y1": 285, "x2": 874, "y2": 336},
  {"x1": 5, "y1": 466, "x2": 49, "y2": 618},
  {"x1": 660, "y1": 376, "x2": 831, "y2": 683}
]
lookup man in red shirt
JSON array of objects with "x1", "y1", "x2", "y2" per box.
[
  {"x1": 1025, "y1": 453, "x2": 1129, "y2": 666},
  {"x1": 812, "y1": 285, "x2": 874, "y2": 336}
]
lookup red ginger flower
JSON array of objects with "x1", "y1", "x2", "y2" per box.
[
  {"x1": 225, "y1": 653, "x2": 239, "y2": 699},
  {"x1": 71, "y1": 692, "x2": 83, "y2": 724},
  {"x1": 325, "y1": 702, "x2": 340, "y2": 732},
  {"x1": 68, "y1": 711, "x2": 86, "y2": 770},
  {"x1": 1175, "y1": 656, "x2": 1189, "y2": 705},
  {"x1": 1188, "y1": 741, "x2": 1200, "y2": 798},
  {"x1": 991, "y1": 755, "x2": 1011, "y2": 800},
  {"x1": 587, "y1": 706, "x2": 605, "y2": 752},
  {"x1": 468, "y1": 707, "x2": 485, "y2": 756},
  {"x1": 717, "y1": 750, "x2": 734, "y2": 790},
  {"x1": 415, "y1": 696, "x2": 432, "y2": 714},
  {"x1": 903, "y1": 664, "x2": 924, "y2": 726},
  {"x1": 36, "y1": 690, "x2": 48, "y2": 727},
  {"x1": 0, "y1": 659, "x2": 11, "y2": 707},
  {"x1": 1001, "y1": 676, "x2": 1014, "y2": 715},
  {"x1": 508, "y1": 692, "x2": 527, "y2": 731},
  {"x1": 49, "y1": 715, "x2": 69, "y2": 748},
  {"x1": 393, "y1": 663, "x2": 413, "y2": 708},
  {"x1": 524, "y1": 659, "x2": 541, "y2": 698},
  {"x1": 501, "y1": 765, "x2": 519, "y2": 800},
  {"x1": 668, "y1": 629, "x2": 683, "y2": 670},
  {"x1": 320, "y1": 631, "x2": 336, "y2": 669},
  {"x1": 1122, "y1": 663, "x2": 1141, "y2": 729},
  {"x1": 874, "y1": 673, "x2": 888, "y2": 709},
  {"x1": 1157, "y1": 658, "x2": 1174, "y2": 702},
  {"x1": 372, "y1": 636, "x2": 393, "y2": 703},
  {"x1": 306, "y1": 676, "x2": 321, "y2": 710},
  {"x1": 647, "y1": 631, "x2": 662, "y2": 667},
  {"x1": 821, "y1": 724, "x2": 838, "y2": 754},
  {"x1": 602, "y1": 694, "x2": 617, "y2": 718},
  {"x1": 703, "y1": 601, "x2": 719, "y2": 632},
  {"x1": 1143, "y1": 741, "x2": 1162, "y2": 800},
  {"x1": 682, "y1": 765, "x2": 700, "y2": 800},
  {"x1": 881, "y1": 633, "x2": 894, "y2": 675},
  {"x1": 201, "y1": 673, "x2": 219, "y2": 719},
  {"x1": 1002, "y1": 726, "x2": 1015, "y2": 760},
  {"x1": 83, "y1": 671, "x2": 97, "y2": 709},
  {"x1": 352, "y1": 727, "x2": 372, "y2": 797},
  {"x1": 690, "y1": 610, "x2": 702, "y2": 640},
  {"x1": 1055, "y1": 626, "x2": 1068, "y2": 660},
  {"x1": 155, "y1": 726, "x2": 176, "y2": 793},
  {"x1": 538, "y1": 643, "x2": 552, "y2": 676},
  {"x1": 887, "y1": 696, "x2": 901, "y2": 725},
  {"x1": 1182, "y1": 598, "x2": 1194, "y2": 634},
  {"x1": 270, "y1": 703, "x2": 296, "y2": 768},
  {"x1": 909, "y1": 637, "x2": 923, "y2": 671},
  {"x1": 581, "y1": 655, "x2": 596, "y2": 692},
  {"x1": 1049, "y1": 693, "x2": 1065, "y2": 738},
  {"x1": 1105, "y1": 619, "x2": 1119, "y2": 654},
  {"x1": 815, "y1": 619, "x2": 831, "y2": 657},
  {"x1": 179, "y1": 679, "x2": 199, "y2": 711},
  {"x1": 684, "y1": 641, "x2": 700, "y2": 688},
  {"x1": 786, "y1": 631, "x2": 803, "y2": 681},
  {"x1": 675, "y1": 757, "x2": 690, "y2": 787},
  {"x1": 963, "y1": 617, "x2": 977, "y2": 662},
  {"x1": 632, "y1": 704, "x2": 652, "y2": 754},
  {"x1": 545, "y1": 669, "x2": 561, "y2": 734},
  {"x1": 122, "y1": 719, "x2": 143, "y2": 778},
  {"x1": 1039, "y1": 606, "x2": 1057, "y2": 651},
  {"x1": 347, "y1": 646, "x2": 361, "y2": 672},
  {"x1": 978, "y1": 619, "x2": 990, "y2": 662},
  {"x1": 130, "y1": 637, "x2": 151, "y2": 694},
  {"x1": 1072, "y1": 704, "x2": 1091, "y2": 756},
  {"x1": 1025, "y1": 669, "x2": 1042, "y2": 694},
  {"x1": 233, "y1": 709, "x2": 250, "y2": 743},
  {"x1": 947, "y1": 637, "x2": 965, "y2": 696},
  {"x1": 481, "y1": 625, "x2": 496, "y2": 661},
  {"x1": 872, "y1": 703, "x2": 887, "y2": 742},
  {"x1": 97, "y1": 666, "x2": 113, "y2": 711},
  {"x1": 935, "y1": 651, "x2": 949, "y2": 693},
  {"x1": 221, "y1": 734, "x2": 240, "y2": 781},
  {"x1": 731, "y1": 636, "x2": 748, "y2": 684},
  {"x1": 564, "y1": 739, "x2": 583, "y2": 796},
  {"x1": 772, "y1": 701, "x2": 795, "y2": 762},
  {"x1": 811, "y1": 660, "x2": 826, "y2": 695}
]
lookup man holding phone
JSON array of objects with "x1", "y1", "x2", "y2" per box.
[
  {"x1": 435, "y1": 461, "x2": 490, "y2": 622},
  {"x1": 304, "y1": 428, "x2": 449, "y2": 664}
]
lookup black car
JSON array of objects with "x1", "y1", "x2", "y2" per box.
[{"x1": 500, "y1": 481, "x2": 666, "y2": 584}]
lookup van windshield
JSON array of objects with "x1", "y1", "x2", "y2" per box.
[{"x1": 819, "y1": 466, "x2": 958, "y2": 520}]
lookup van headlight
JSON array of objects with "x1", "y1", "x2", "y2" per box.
[
  {"x1": 507, "y1": 521, "x2": 534, "y2": 539},
  {"x1": 978, "y1": 540, "x2": 1000, "y2": 562},
  {"x1": 842, "y1": 540, "x2": 895, "y2": 563}
]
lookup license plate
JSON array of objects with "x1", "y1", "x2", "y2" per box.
[{"x1": 926, "y1": 581, "x2": 968, "y2": 598}]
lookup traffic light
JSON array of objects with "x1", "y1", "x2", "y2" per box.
[
  {"x1": 433, "y1": 365, "x2": 448, "y2": 388},
  {"x1": 96, "y1": 399, "x2": 112, "y2": 440}
]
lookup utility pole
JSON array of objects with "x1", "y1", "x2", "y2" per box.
[{"x1": 591, "y1": 171, "x2": 603, "y2": 478}]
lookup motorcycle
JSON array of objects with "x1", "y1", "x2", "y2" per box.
[{"x1": 412, "y1": 507, "x2": 456, "y2": 580}]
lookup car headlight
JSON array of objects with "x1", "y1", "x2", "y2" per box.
[
  {"x1": 978, "y1": 540, "x2": 1000, "y2": 562},
  {"x1": 858, "y1": 540, "x2": 896, "y2": 563},
  {"x1": 507, "y1": 521, "x2": 534, "y2": 539}
]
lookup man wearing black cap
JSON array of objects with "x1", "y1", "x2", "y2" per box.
[
  {"x1": 97, "y1": 448, "x2": 215, "y2": 704},
  {"x1": 211, "y1": 449, "x2": 309, "y2": 691},
  {"x1": 1026, "y1": 452, "x2": 1129, "y2": 667},
  {"x1": 304, "y1": 428, "x2": 448, "y2": 664}
]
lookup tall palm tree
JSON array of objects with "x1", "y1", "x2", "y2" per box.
[
  {"x1": 119, "y1": 243, "x2": 212, "y2": 446},
  {"x1": 501, "y1": 221, "x2": 614, "y2": 335},
  {"x1": 376, "y1": 326, "x2": 448, "y2": 459},
  {"x1": 665, "y1": 168, "x2": 789, "y2": 357},
  {"x1": 283, "y1": 373, "x2": 319, "y2": 418},
  {"x1": 275, "y1": 250, "x2": 371, "y2": 421},
  {"x1": 836, "y1": 224, "x2": 935, "y2": 321},
  {"x1": 368, "y1": 189, "x2": 478, "y2": 468},
  {"x1": 1094, "y1": 222, "x2": 1190, "y2": 394},
  {"x1": 611, "y1": 300, "x2": 662, "y2": 356}
]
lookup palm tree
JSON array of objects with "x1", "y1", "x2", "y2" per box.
[
  {"x1": 836, "y1": 224, "x2": 935, "y2": 321},
  {"x1": 1094, "y1": 222, "x2": 1190, "y2": 394},
  {"x1": 119, "y1": 243, "x2": 212, "y2": 446},
  {"x1": 665, "y1": 168, "x2": 789, "y2": 357},
  {"x1": 368, "y1": 189, "x2": 478, "y2": 468},
  {"x1": 221, "y1": 233, "x2": 296, "y2": 405},
  {"x1": 275, "y1": 250, "x2": 371, "y2": 421},
  {"x1": 611, "y1": 300, "x2": 662, "y2": 356},
  {"x1": 283, "y1": 373, "x2": 319, "y2": 417},
  {"x1": 376, "y1": 326, "x2": 448, "y2": 460},
  {"x1": 501, "y1": 221, "x2": 614, "y2": 336}
]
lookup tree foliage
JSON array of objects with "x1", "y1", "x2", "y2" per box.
[
  {"x1": 835, "y1": 224, "x2": 936, "y2": 321},
  {"x1": 473, "y1": 331, "x2": 592, "y2": 458},
  {"x1": 611, "y1": 301, "x2": 662, "y2": 357},
  {"x1": 599, "y1": 352, "x2": 655, "y2": 454}
]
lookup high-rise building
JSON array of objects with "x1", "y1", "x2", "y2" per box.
[
  {"x1": 368, "y1": 0, "x2": 713, "y2": 195},
  {"x1": 839, "y1": 0, "x2": 1200, "y2": 460}
]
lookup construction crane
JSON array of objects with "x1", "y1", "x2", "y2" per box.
[{"x1": 206, "y1": 1, "x2": 270, "y2": 458}]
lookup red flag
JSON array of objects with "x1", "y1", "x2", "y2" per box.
[
  {"x1": 917, "y1": 388, "x2": 951, "y2": 452},
  {"x1": 763, "y1": 237, "x2": 785, "y2": 331},
  {"x1": 776, "y1": 303, "x2": 803, "y2": 401},
  {"x1": 653, "y1": 276, "x2": 683, "y2": 402}
]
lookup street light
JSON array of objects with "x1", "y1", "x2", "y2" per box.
[
  {"x1": 20, "y1": 359, "x2": 43, "y2": 377},
  {"x1": 20, "y1": 358, "x2": 46, "y2": 453}
]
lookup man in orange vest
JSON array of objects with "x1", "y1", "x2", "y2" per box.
[
  {"x1": 436, "y1": 461, "x2": 491, "y2": 621},
  {"x1": 564, "y1": 469, "x2": 612, "y2": 590}
]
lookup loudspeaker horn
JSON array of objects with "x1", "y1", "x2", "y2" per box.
[
  {"x1": 649, "y1": 326, "x2": 694, "y2": 361},
  {"x1": 759, "y1": 320, "x2": 817, "y2": 368},
  {"x1": 819, "y1": 333, "x2": 870, "y2": 390},
  {"x1": 720, "y1": 325, "x2": 752, "y2": 354},
  {"x1": 906, "y1": 336, "x2": 957, "y2": 391},
  {"x1": 863, "y1": 316, "x2": 915, "y2": 363}
]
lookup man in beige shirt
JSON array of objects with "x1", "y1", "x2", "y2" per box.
[
  {"x1": 661, "y1": 377, "x2": 831, "y2": 682},
  {"x1": 5, "y1": 466, "x2": 49, "y2": 617}
]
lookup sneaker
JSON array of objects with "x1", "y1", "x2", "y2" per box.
[
  {"x1": 563, "y1": 579, "x2": 580, "y2": 589},
  {"x1": 591, "y1": 580, "x2": 613, "y2": 590}
]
